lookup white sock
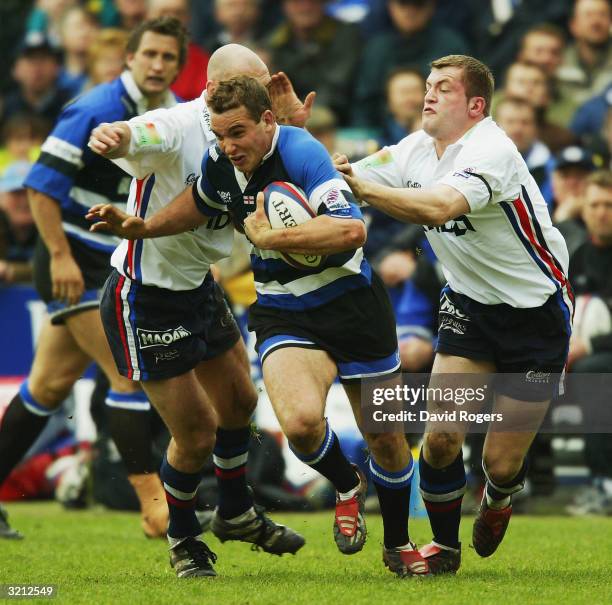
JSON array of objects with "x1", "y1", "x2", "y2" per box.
[
  {"x1": 168, "y1": 534, "x2": 202, "y2": 548},
  {"x1": 486, "y1": 491, "x2": 511, "y2": 509},
  {"x1": 394, "y1": 542, "x2": 416, "y2": 551},
  {"x1": 338, "y1": 479, "x2": 361, "y2": 501},
  {"x1": 225, "y1": 506, "x2": 257, "y2": 524}
]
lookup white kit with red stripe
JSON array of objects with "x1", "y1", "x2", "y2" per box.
[
  {"x1": 109, "y1": 93, "x2": 234, "y2": 291},
  {"x1": 354, "y1": 117, "x2": 573, "y2": 314}
]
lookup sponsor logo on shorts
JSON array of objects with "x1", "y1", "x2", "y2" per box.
[
  {"x1": 439, "y1": 316, "x2": 467, "y2": 335},
  {"x1": 525, "y1": 370, "x2": 551, "y2": 384},
  {"x1": 439, "y1": 293, "x2": 469, "y2": 320},
  {"x1": 137, "y1": 326, "x2": 191, "y2": 349},
  {"x1": 154, "y1": 349, "x2": 180, "y2": 363}
]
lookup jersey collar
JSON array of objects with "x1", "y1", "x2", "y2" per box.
[
  {"x1": 120, "y1": 71, "x2": 177, "y2": 115},
  {"x1": 262, "y1": 124, "x2": 281, "y2": 162}
]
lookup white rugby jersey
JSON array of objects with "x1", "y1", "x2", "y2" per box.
[
  {"x1": 354, "y1": 117, "x2": 572, "y2": 311},
  {"x1": 110, "y1": 93, "x2": 234, "y2": 290}
]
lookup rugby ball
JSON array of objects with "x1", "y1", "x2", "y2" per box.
[
  {"x1": 573, "y1": 295, "x2": 611, "y2": 342},
  {"x1": 263, "y1": 181, "x2": 327, "y2": 270}
]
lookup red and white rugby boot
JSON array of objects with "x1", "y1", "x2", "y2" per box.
[{"x1": 333, "y1": 465, "x2": 367, "y2": 554}]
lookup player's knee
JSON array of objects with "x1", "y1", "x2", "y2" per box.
[
  {"x1": 483, "y1": 454, "x2": 524, "y2": 485},
  {"x1": 175, "y1": 430, "x2": 216, "y2": 466},
  {"x1": 28, "y1": 375, "x2": 76, "y2": 408},
  {"x1": 424, "y1": 432, "x2": 462, "y2": 467},
  {"x1": 236, "y1": 383, "x2": 258, "y2": 418},
  {"x1": 365, "y1": 432, "x2": 407, "y2": 464},
  {"x1": 284, "y1": 416, "x2": 325, "y2": 451}
]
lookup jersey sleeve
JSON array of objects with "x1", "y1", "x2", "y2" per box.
[
  {"x1": 192, "y1": 148, "x2": 226, "y2": 217},
  {"x1": 112, "y1": 107, "x2": 187, "y2": 179},
  {"x1": 352, "y1": 146, "x2": 404, "y2": 188},
  {"x1": 24, "y1": 102, "x2": 95, "y2": 204},
  {"x1": 437, "y1": 144, "x2": 513, "y2": 212},
  {"x1": 280, "y1": 128, "x2": 363, "y2": 221}
]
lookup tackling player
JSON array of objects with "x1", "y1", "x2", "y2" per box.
[
  {"x1": 0, "y1": 17, "x2": 186, "y2": 539},
  {"x1": 334, "y1": 54, "x2": 573, "y2": 574},
  {"x1": 88, "y1": 76, "x2": 429, "y2": 578},
  {"x1": 86, "y1": 47, "x2": 311, "y2": 578}
]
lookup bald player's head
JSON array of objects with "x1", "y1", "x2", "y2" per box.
[{"x1": 206, "y1": 44, "x2": 270, "y2": 95}]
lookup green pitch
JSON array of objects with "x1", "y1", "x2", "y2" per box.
[{"x1": 1, "y1": 503, "x2": 611, "y2": 605}]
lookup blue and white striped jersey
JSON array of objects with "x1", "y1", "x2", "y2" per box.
[
  {"x1": 24, "y1": 71, "x2": 177, "y2": 254},
  {"x1": 193, "y1": 125, "x2": 371, "y2": 311}
]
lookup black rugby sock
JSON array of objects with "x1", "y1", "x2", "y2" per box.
[{"x1": 0, "y1": 386, "x2": 53, "y2": 486}]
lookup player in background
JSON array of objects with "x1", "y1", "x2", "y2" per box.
[
  {"x1": 85, "y1": 47, "x2": 311, "y2": 578},
  {"x1": 334, "y1": 54, "x2": 572, "y2": 574},
  {"x1": 0, "y1": 18, "x2": 184, "y2": 540},
  {"x1": 88, "y1": 75, "x2": 431, "y2": 579}
]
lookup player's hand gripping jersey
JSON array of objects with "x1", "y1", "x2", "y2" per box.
[
  {"x1": 354, "y1": 117, "x2": 572, "y2": 311},
  {"x1": 110, "y1": 93, "x2": 234, "y2": 290},
  {"x1": 193, "y1": 125, "x2": 369, "y2": 311}
]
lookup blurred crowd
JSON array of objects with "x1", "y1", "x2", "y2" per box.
[{"x1": 0, "y1": 0, "x2": 611, "y2": 514}]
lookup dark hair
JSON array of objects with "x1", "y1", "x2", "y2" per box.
[
  {"x1": 126, "y1": 17, "x2": 188, "y2": 67},
  {"x1": 208, "y1": 75, "x2": 272, "y2": 122},
  {"x1": 430, "y1": 54, "x2": 495, "y2": 116}
]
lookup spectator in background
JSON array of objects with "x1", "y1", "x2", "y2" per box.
[
  {"x1": 26, "y1": 0, "x2": 77, "y2": 45},
  {"x1": 267, "y1": 0, "x2": 361, "y2": 125},
  {"x1": 352, "y1": 0, "x2": 468, "y2": 127},
  {"x1": 147, "y1": 0, "x2": 210, "y2": 101},
  {"x1": 190, "y1": 0, "x2": 282, "y2": 52},
  {"x1": 85, "y1": 29, "x2": 129, "y2": 88},
  {"x1": 499, "y1": 61, "x2": 576, "y2": 153},
  {"x1": 0, "y1": 161, "x2": 36, "y2": 284},
  {"x1": 566, "y1": 169, "x2": 612, "y2": 516},
  {"x1": 556, "y1": 0, "x2": 612, "y2": 127},
  {"x1": 570, "y1": 84, "x2": 612, "y2": 150},
  {"x1": 2, "y1": 33, "x2": 73, "y2": 129},
  {"x1": 0, "y1": 114, "x2": 48, "y2": 172},
  {"x1": 209, "y1": 0, "x2": 263, "y2": 52},
  {"x1": 517, "y1": 23, "x2": 566, "y2": 79},
  {"x1": 306, "y1": 105, "x2": 338, "y2": 154},
  {"x1": 550, "y1": 146, "x2": 596, "y2": 232},
  {"x1": 379, "y1": 67, "x2": 424, "y2": 146},
  {"x1": 494, "y1": 97, "x2": 553, "y2": 200},
  {"x1": 115, "y1": 0, "x2": 147, "y2": 30},
  {"x1": 57, "y1": 6, "x2": 100, "y2": 98},
  {"x1": 466, "y1": 0, "x2": 571, "y2": 79}
]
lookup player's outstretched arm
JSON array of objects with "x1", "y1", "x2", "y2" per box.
[
  {"x1": 88, "y1": 122, "x2": 132, "y2": 159},
  {"x1": 269, "y1": 71, "x2": 316, "y2": 128},
  {"x1": 343, "y1": 173, "x2": 470, "y2": 226},
  {"x1": 244, "y1": 192, "x2": 366, "y2": 255},
  {"x1": 87, "y1": 185, "x2": 205, "y2": 239}
]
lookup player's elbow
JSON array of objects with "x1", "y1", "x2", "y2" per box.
[
  {"x1": 343, "y1": 220, "x2": 367, "y2": 249},
  {"x1": 427, "y1": 199, "x2": 456, "y2": 226}
]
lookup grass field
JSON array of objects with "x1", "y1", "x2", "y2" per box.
[{"x1": 1, "y1": 502, "x2": 611, "y2": 605}]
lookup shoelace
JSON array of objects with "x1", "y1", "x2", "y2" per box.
[
  {"x1": 184, "y1": 540, "x2": 218, "y2": 567},
  {"x1": 250, "y1": 514, "x2": 282, "y2": 552}
]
